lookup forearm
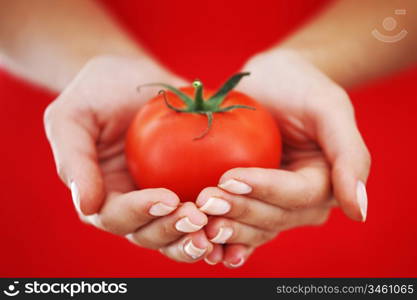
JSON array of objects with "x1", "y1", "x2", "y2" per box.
[
  {"x1": 0, "y1": 0, "x2": 152, "y2": 91},
  {"x1": 279, "y1": 0, "x2": 417, "y2": 87}
]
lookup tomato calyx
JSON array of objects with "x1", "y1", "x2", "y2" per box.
[{"x1": 138, "y1": 72, "x2": 255, "y2": 139}]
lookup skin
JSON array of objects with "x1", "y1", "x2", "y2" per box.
[{"x1": 1, "y1": 0, "x2": 417, "y2": 266}]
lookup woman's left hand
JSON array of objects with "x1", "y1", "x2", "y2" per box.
[{"x1": 191, "y1": 49, "x2": 371, "y2": 267}]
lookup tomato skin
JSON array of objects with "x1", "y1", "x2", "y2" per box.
[{"x1": 125, "y1": 87, "x2": 281, "y2": 202}]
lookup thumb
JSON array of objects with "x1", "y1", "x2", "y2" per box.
[
  {"x1": 315, "y1": 98, "x2": 371, "y2": 222},
  {"x1": 43, "y1": 101, "x2": 105, "y2": 215}
]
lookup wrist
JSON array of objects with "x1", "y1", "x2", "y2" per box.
[
  {"x1": 81, "y1": 52, "x2": 183, "y2": 85},
  {"x1": 244, "y1": 44, "x2": 356, "y2": 88},
  {"x1": 240, "y1": 47, "x2": 348, "y2": 109},
  {"x1": 279, "y1": 42, "x2": 355, "y2": 87}
]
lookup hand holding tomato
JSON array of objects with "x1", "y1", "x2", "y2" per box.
[
  {"x1": 43, "y1": 55, "x2": 216, "y2": 263},
  {"x1": 193, "y1": 49, "x2": 371, "y2": 267},
  {"x1": 44, "y1": 52, "x2": 371, "y2": 268}
]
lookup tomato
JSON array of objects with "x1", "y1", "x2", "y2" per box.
[{"x1": 125, "y1": 73, "x2": 281, "y2": 202}]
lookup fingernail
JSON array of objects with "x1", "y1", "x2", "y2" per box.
[
  {"x1": 149, "y1": 202, "x2": 176, "y2": 216},
  {"x1": 210, "y1": 227, "x2": 233, "y2": 244},
  {"x1": 125, "y1": 233, "x2": 135, "y2": 243},
  {"x1": 218, "y1": 179, "x2": 252, "y2": 194},
  {"x1": 175, "y1": 217, "x2": 204, "y2": 233},
  {"x1": 83, "y1": 213, "x2": 103, "y2": 228},
  {"x1": 224, "y1": 257, "x2": 244, "y2": 268},
  {"x1": 184, "y1": 240, "x2": 206, "y2": 259},
  {"x1": 199, "y1": 197, "x2": 231, "y2": 215},
  {"x1": 70, "y1": 181, "x2": 82, "y2": 214},
  {"x1": 204, "y1": 258, "x2": 218, "y2": 265},
  {"x1": 356, "y1": 180, "x2": 368, "y2": 222}
]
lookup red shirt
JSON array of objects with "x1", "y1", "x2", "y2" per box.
[
  {"x1": 1, "y1": 0, "x2": 417, "y2": 277},
  {"x1": 100, "y1": 0, "x2": 330, "y2": 85}
]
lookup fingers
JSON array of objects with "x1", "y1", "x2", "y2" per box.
[
  {"x1": 93, "y1": 188, "x2": 179, "y2": 235},
  {"x1": 204, "y1": 217, "x2": 277, "y2": 247},
  {"x1": 44, "y1": 101, "x2": 105, "y2": 215},
  {"x1": 127, "y1": 202, "x2": 208, "y2": 249},
  {"x1": 204, "y1": 207, "x2": 330, "y2": 247},
  {"x1": 159, "y1": 231, "x2": 214, "y2": 263},
  {"x1": 314, "y1": 93, "x2": 371, "y2": 222},
  {"x1": 217, "y1": 163, "x2": 331, "y2": 210},
  {"x1": 196, "y1": 187, "x2": 288, "y2": 231}
]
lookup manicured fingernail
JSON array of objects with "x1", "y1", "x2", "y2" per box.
[
  {"x1": 204, "y1": 258, "x2": 218, "y2": 265},
  {"x1": 184, "y1": 240, "x2": 206, "y2": 259},
  {"x1": 210, "y1": 227, "x2": 233, "y2": 244},
  {"x1": 70, "y1": 181, "x2": 82, "y2": 214},
  {"x1": 356, "y1": 180, "x2": 368, "y2": 222},
  {"x1": 199, "y1": 197, "x2": 231, "y2": 215},
  {"x1": 175, "y1": 217, "x2": 203, "y2": 233},
  {"x1": 83, "y1": 213, "x2": 103, "y2": 228},
  {"x1": 218, "y1": 179, "x2": 252, "y2": 194},
  {"x1": 125, "y1": 233, "x2": 135, "y2": 243},
  {"x1": 70, "y1": 181, "x2": 102, "y2": 226},
  {"x1": 225, "y1": 257, "x2": 245, "y2": 268},
  {"x1": 149, "y1": 202, "x2": 176, "y2": 216}
]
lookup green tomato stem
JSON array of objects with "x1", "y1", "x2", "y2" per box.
[
  {"x1": 193, "y1": 80, "x2": 204, "y2": 111},
  {"x1": 139, "y1": 73, "x2": 256, "y2": 140}
]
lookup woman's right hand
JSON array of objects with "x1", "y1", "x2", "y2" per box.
[{"x1": 44, "y1": 55, "x2": 213, "y2": 263}]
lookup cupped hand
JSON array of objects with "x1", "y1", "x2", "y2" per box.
[
  {"x1": 196, "y1": 49, "x2": 371, "y2": 267},
  {"x1": 44, "y1": 55, "x2": 213, "y2": 263}
]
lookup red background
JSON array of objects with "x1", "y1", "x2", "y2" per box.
[{"x1": 1, "y1": 0, "x2": 416, "y2": 277}]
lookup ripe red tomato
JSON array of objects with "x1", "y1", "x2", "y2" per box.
[{"x1": 125, "y1": 73, "x2": 281, "y2": 202}]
